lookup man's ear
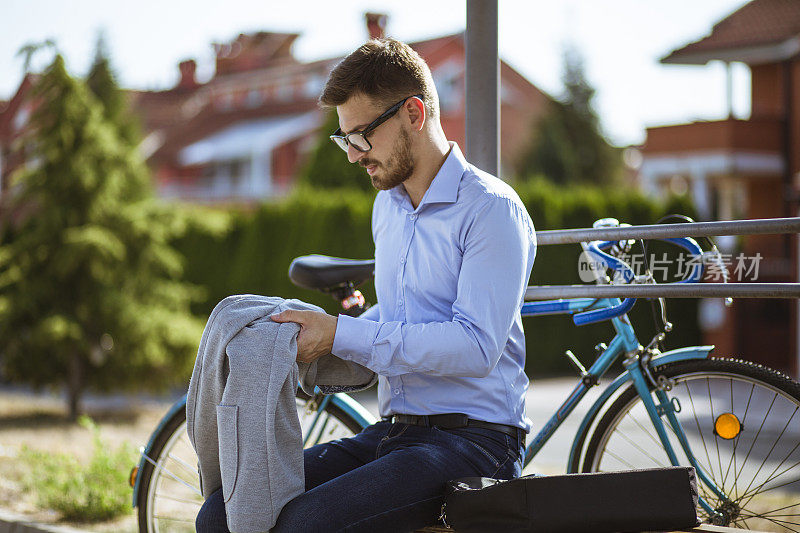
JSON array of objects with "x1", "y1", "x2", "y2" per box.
[{"x1": 404, "y1": 97, "x2": 426, "y2": 132}]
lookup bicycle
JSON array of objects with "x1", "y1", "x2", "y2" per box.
[{"x1": 130, "y1": 217, "x2": 800, "y2": 532}]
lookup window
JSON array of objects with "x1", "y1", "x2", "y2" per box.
[
  {"x1": 304, "y1": 75, "x2": 325, "y2": 98},
  {"x1": 13, "y1": 106, "x2": 29, "y2": 131},
  {"x1": 246, "y1": 89, "x2": 264, "y2": 108},
  {"x1": 276, "y1": 83, "x2": 293, "y2": 102},
  {"x1": 432, "y1": 61, "x2": 463, "y2": 113}
]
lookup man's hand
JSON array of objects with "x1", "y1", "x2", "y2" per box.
[{"x1": 270, "y1": 310, "x2": 338, "y2": 364}]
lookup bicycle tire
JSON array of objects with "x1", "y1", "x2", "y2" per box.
[
  {"x1": 580, "y1": 358, "x2": 800, "y2": 531},
  {"x1": 136, "y1": 390, "x2": 365, "y2": 533}
]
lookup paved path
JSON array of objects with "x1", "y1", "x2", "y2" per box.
[
  {"x1": 0, "y1": 509, "x2": 87, "y2": 533},
  {"x1": 1, "y1": 377, "x2": 777, "y2": 533}
]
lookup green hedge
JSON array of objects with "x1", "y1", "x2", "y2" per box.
[{"x1": 173, "y1": 180, "x2": 699, "y2": 377}]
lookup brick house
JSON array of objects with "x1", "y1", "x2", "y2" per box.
[
  {"x1": 639, "y1": 0, "x2": 800, "y2": 375},
  {"x1": 0, "y1": 14, "x2": 549, "y2": 204}
]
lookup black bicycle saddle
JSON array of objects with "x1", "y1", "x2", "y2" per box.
[{"x1": 289, "y1": 255, "x2": 375, "y2": 291}]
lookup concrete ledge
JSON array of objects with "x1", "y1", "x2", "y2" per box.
[
  {"x1": 0, "y1": 510, "x2": 89, "y2": 533},
  {"x1": 417, "y1": 524, "x2": 764, "y2": 532}
]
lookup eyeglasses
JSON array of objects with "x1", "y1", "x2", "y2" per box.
[{"x1": 330, "y1": 94, "x2": 423, "y2": 153}]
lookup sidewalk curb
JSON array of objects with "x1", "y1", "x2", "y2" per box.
[{"x1": 0, "y1": 510, "x2": 89, "y2": 533}]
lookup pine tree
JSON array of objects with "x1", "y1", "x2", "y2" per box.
[
  {"x1": 0, "y1": 55, "x2": 203, "y2": 419},
  {"x1": 297, "y1": 110, "x2": 377, "y2": 192},
  {"x1": 517, "y1": 46, "x2": 621, "y2": 185},
  {"x1": 86, "y1": 32, "x2": 140, "y2": 146}
]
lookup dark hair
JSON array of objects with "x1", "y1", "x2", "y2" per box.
[{"x1": 320, "y1": 38, "x2": 439, "y2": 120}]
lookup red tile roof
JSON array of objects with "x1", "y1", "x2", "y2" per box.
[
  {"x1": 129, "y1": 31, "x2": 547, "y2": 175},
  {"x1": 148, "y1": 100, "x2": 320, "y2": 166},
  {"x1": 139, "y1": 33, "x2": 468, "y2": 168},
  {"x1": 128, "y1": 87, "x2": 199, "y2": 132},
  {"x1": 663, "y1": 0, "x2": 800, "y2": 64}
]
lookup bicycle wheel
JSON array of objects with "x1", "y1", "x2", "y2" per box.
[
  {"x1": 136, "y1": 390, "x2": 365, "y2": 533},
  {"x1": 581, "y1": 358, "x2": 800, "y2": 531}
]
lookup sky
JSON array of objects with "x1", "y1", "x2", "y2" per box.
[{"x1": 1, "y1": 0, "x2": 753, "y2": 147}]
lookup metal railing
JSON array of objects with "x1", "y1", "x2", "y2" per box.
[
  {"x1": 526, "y1": 217, "x2": 800, "y2": 300},
  {"x1": 535, "y1": 217, "x2": 800, "y2": 245}
]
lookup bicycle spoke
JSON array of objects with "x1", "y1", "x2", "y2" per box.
[
  {"x1": 167, "y1": 452, "x2": 199, "y2": 478},
  {"x1": 735, "y1": 392, "x2": 779, "y2": 501},
  {"x1": 741, "y1": 398, "x2": 793, "y2": 489},
  {"x1": 697, "y1": 490, "x2": 721, "y2": 513},
  {"x1": 707, "y1": 377, "x2": 726, "y2": 492},
  {"x1": 142, "y1": 453, "x2": 202, "y2": 497},
  {"x1": 740, "y1": 515, "x2": 800, "y2": 532},
  {"x1": 737, "y1": 465, "x2": 800, "y2": 500},
  {"x1": 729, "y1": 381, "x2": 756, "y2": 502},
  {"x1": 306, "y1": 414, "x2": 330, "y2": 447},
  {"x1": 685, "y1": 381, "x2": 716, "y2": 482},
  {"x1": 736, "y1": 408, "x2": 800, "y2": 510},
  {"x1": 154, "y1": 514, "x2": 196, "y2": 523},
  {"x1": 613, "y1": 427, "x2": 668, "y2": 466},
  {"x1": 154, "y1": 492, "x2": 203, "y2": 506},
  {"x1": 626, "y1": 410, "x2": 664, "y2": 449},
  {"x1": 602, "y1": 447, "x2": 637, "y2": 470},
  {"x1": 739, "y1": 501, "x2": 800, "y2": 520},
  {"x1": 721, "y1": 378, "x2": 737, "y2": 491}
]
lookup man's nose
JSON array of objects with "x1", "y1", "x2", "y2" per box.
[{"x1": 347, "y1": 144, "x2": 365, "y2": 164}]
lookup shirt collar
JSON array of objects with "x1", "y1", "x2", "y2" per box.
[{"x1": 389, "y1": 142, "x2": 467, "y2": 210}]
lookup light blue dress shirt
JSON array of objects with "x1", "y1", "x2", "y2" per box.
[{"x1": 332, "y1": 143, "x2": 536, "y2": 431}]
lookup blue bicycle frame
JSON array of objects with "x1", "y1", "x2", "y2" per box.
[
  {"x1": 133, "y1": 235, "x2": 730, "y2": 519},
  {"x1": 517, "y1": 235, "x2": 729, "y2": 518}
]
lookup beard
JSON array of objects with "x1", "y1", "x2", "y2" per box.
[{"x1": 360, "y1": 128, "x2": 415, "y2": 191}]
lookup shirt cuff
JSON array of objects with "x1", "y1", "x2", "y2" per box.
[{"x1": 331, "y1": 314, "x2": 378, "y2": 367}]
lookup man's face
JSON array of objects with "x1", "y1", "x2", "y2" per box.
[{"x1": 336, "y1": 94, "x2": 415, "y2": 191}]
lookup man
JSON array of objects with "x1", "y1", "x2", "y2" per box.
[{"x1": 197, "y1": 38, "x2": 536, "y2": 532}]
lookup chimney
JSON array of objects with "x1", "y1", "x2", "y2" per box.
[
  {"x1": 177, "y1": 59, "x2": 198, "y2": 90},
  {"x1": 365, "y1": 13, "x2": 388, "y2": 40}
]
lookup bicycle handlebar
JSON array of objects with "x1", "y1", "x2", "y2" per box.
[{"x1": 572, "y1": 235, "x2": 705, "y2": 326}]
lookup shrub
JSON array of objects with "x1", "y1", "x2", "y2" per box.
[
  {"x1": 172, "y1": 181, "x2": 699, "y2": 376},
  {"x1": 19, "y1": 416, "x2": 137, "y2": 522}
]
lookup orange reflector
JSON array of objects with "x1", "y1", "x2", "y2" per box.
[
  {"x1": 714, "y1": 413, "x2": 742, "y2": 440},
  {"x1": 129, "y1": 466, "x2": 139, "y2": 488}
]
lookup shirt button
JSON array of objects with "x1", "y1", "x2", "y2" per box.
[
  {"x1": 409, "y1": 214, "x2": 417, "y2": 221},
  {"x1": 399, "y1": 257, "x2": 405, "y2": 264},
  {"x1": 393, "y1": 389, "x2": 400, "y2": 395}
]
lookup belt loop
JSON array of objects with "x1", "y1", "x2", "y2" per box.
[{"x1": 421, "y1": 414, "x2": 429, "y2": 426}]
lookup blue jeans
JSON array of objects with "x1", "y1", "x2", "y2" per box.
[{"x1": 196, "y1": 419, "x2": 525, "y2": 532}]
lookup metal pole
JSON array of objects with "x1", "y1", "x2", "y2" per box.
[
  {"x1": 465, "y1": 0, "x2": 499, "y2": 175},
  {"x1": 525, "y1": 283, "x2": 800, "y2": 301},
  {"x1": 535, "y1": 217, "x2": 800, "y2": 246}
]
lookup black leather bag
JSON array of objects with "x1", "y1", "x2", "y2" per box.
[{"x1": 442, "y1": 466, "x2": 699, "y2": 533}]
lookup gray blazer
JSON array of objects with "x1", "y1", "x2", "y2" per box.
[{"x1": 186, "y1": 295, "x2": 376, "y2": 532}]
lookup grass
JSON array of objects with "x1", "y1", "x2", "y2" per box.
[
  {"x1": 0, "y1": 386, "x2": 179, "y2": 532},
  {"x1": 18, "y1": 416, "x2": 138, "y2": 522}
]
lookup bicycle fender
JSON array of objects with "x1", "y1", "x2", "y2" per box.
[
  {"x1": 566, "y1": 345, "x2": 714, "y2": 473},
  {"x1": 132, "y1": 393, "x2": 188, "y2": 508},
  {"x1": 649, "y1": 345, "x2": 715, "y2": 367},
  {"x1": 331, "y1": 392, "x2": 378, "y2": 429}
]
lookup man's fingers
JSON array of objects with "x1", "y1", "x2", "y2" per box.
[{"x1": 270, "y1": 310, "x2": 305, "y2": 324}]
